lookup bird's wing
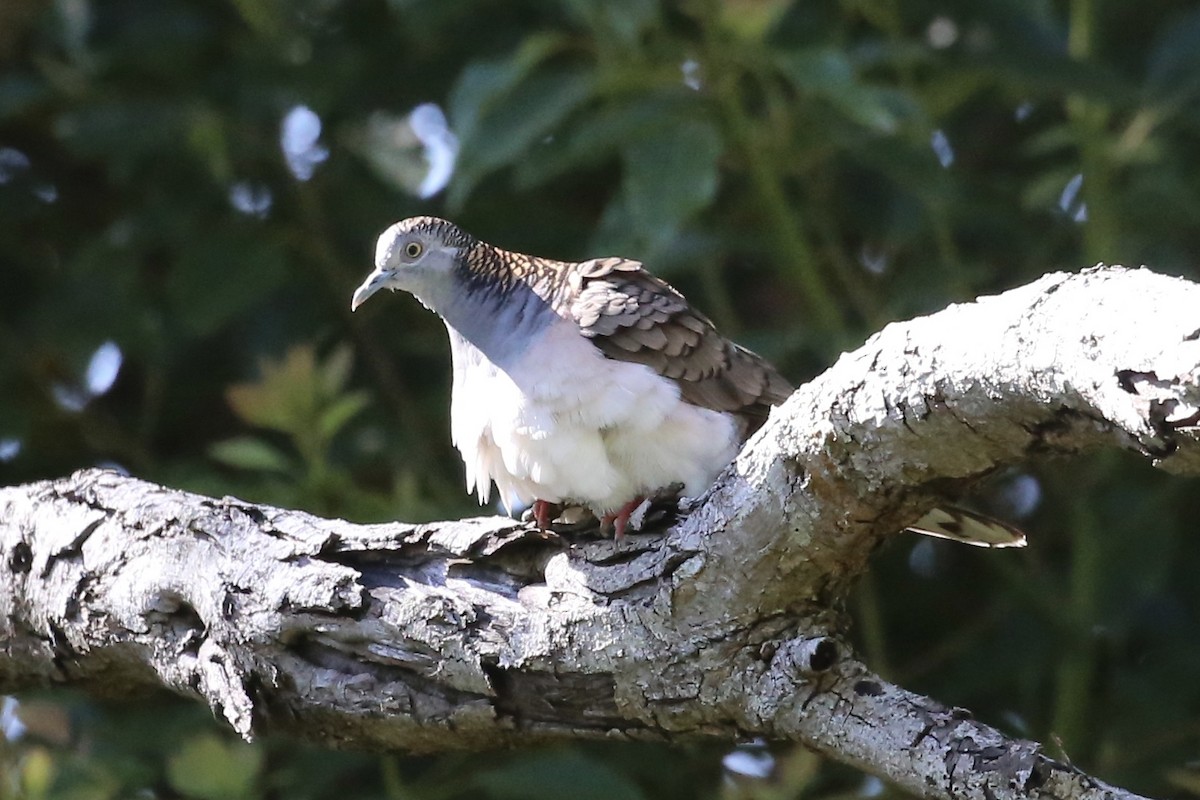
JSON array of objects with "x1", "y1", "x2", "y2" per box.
[{"x1": 564, "y1": 257, "x2": 793, "y2": 435}]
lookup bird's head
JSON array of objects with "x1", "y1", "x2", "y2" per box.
[{"x1": 351, "y1": 216, "x2": 473, "y2": 311}]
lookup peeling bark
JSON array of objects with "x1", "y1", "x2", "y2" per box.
[{"x1": 3, "y1": 266, "x2": 1197, "y2": 800}]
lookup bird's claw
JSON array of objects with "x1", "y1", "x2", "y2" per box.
[
  {"x1": 532, "y1": 499, "x2": 553, "y2": 532},
  {"x1": 601, "y1": 496, "x2": 647, "y2": 540}
]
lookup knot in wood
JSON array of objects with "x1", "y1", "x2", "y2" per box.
[{"x1": 778, "y1": 636, "x2": 839, "y2": 675}]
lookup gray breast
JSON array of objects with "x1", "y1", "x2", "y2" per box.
[{"x1": 439, "y1": 280, "x2": 560, "y2": 373}]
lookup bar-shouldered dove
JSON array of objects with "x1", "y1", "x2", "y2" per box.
[{"x1": 352, "y1": 216, "x2": 1024, "y2": 547}]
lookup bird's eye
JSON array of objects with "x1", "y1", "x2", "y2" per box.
[{"x1": 404, "y1": 241, "x2": 423, "y2": 259}]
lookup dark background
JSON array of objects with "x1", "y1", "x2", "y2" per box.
[{"x1": 3, "y1": 1, "x2": 1200, "y2": 798}]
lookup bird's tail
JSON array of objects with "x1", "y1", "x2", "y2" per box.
[{"x1": 908, "y1": 506, "x2": 1027, "y2": 548}]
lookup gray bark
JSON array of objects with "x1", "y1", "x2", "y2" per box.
[{"x1": 3, "y1": 265, "x2": 1198, "y2": 800}]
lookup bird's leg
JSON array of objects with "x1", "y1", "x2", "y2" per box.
[
  {"x1": 601, "y1": 496, "x2": 646, "y2": 540},
  {"x1": 532, "y1": 499, "x2": 552, "y2": 532}
]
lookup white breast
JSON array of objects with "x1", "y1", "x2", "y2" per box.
[{"x1": 446, "y1": 319, "x2": 739, "y2": 514}]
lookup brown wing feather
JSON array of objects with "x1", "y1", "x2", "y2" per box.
[{"x1": 566, "y1": 257, "x2": 792, "y2": 438}]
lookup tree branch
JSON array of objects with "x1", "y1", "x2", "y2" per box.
[{"x1": 3, "y1": 266, "x2": 1196, "y2": 800}]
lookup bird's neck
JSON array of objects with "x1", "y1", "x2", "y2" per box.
[{"x1": 428, "y1": 275, "x2": 558, "y2": 371}]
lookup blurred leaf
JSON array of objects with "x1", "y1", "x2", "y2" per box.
[
  {"x1": 622, "y1": 116, "x2": 722, "y2": 243},
  {"x1": 717, "y1": 0, "x2": 792, "y2": 42},
  {"x1": 222, "y1": 343, "x2": 368, "y2": 494},
  {"x1": 449, "y1": 68, "x2": 596, "y2": 209},
  {"x1": 55, "y1": 101, "x2": 190, "y2": 167},
  {"x1": 561, "y1": 0, "x2": 659, "y2": 47},
  {"x1": 227, "y1": 0, "x2": 285, "y2": 38},
  {"x1": 1165, "y1": 765, "x2": 1200, "y2": 796},
  {"x1": 318, "y1": 391, "x2": 370, "y2": 439},
  {"x1": 167, "y1": 234, "x2": 288, "y2": 337},
  {"x1": 830, "y1": 87, "x2": 920, "y2": 137},
  {"x1": 208, "y1": 436, "x2": 295, "y2": 473},
  {"x1": 20, "y1": 746, "x2": 55, "y2": 800},
  {"x1": 448, "y1": 33, "x2": 569, "y2": 146},
  {"x1": 776, "y1": 50, "x2": 921, "y2": 135},
  {"x1": 226, "y1": 346, "x2": 320, "y2": 434},
  {"x1": 471, "y1": 751, "x2": 646, "y2": 800},
  {"x1": 1145, "y1": 7, "x2": 1200, "y2": 105},
  {"x1": 321, "y1": 342, "x2": 355, "y2": 394},
  {"x1": 166, "y1": 734, "x2": 263, "y2": 800},
  {"x1": 513, "y1": 93, "x2": 696, "y2": 189},
  {"x1": 775, "y1": 48, "x2": 855, "y2": 92},
  {"x1": 1021, "y1": 165, "x2": 1083, "y2": 214},
  {"x1": 1024, "y1": 123, "x2": 1080, "y2": 158},
  {"x1": 186, "y1": 105, "x2": 233, "y2": 184},
  {"x1": 0, "y1": 72, "x2": 47, "y2": 121}
]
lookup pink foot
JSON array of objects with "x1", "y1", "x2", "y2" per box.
[
  {"x1": 601, "y1": 496, "x2": 645, "y2": 540},
  {"x1": 532, "y1": 499, "x2": 552, "y2": 532}
]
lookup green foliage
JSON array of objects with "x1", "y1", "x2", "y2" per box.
[
  {"x1": 465, "y1": 752, "x2": 645, "y2": 800},
  {"x1": 166, "y1": 735, "x2": 264, "y2": 800},
  {"x1": 3, "y1": 0, "x2": 1200, "y2": 798},
  {"x1": 216, "y1": 344, "x2": 367, "y2": 474}
]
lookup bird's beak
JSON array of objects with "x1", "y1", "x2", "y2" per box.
[{"x1": 351, "y1": 269, "x2": 387, "y2": 311}]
